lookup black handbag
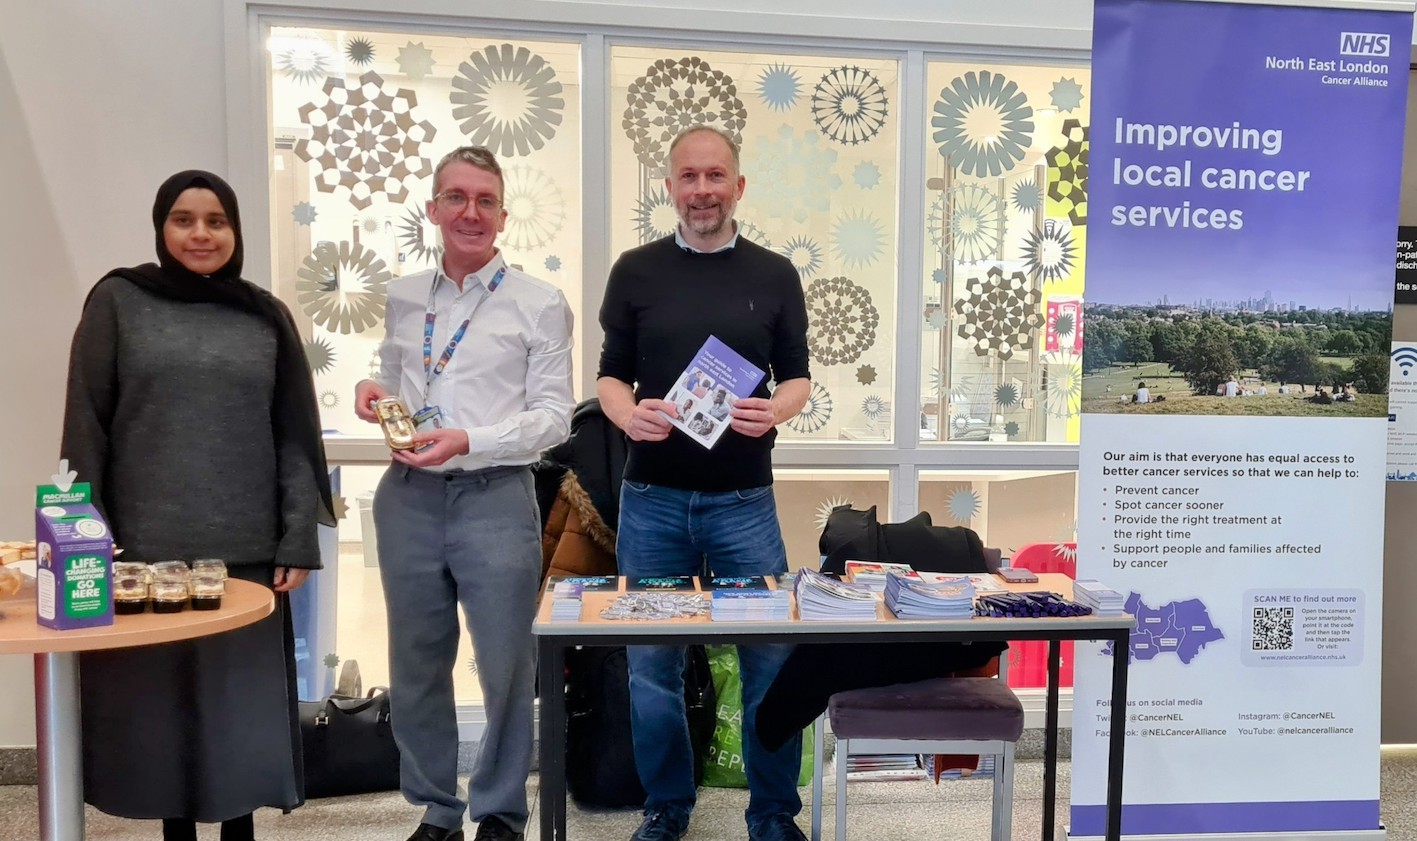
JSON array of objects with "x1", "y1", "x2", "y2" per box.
[{"x1": 299, "y1": 686, "x2": 401, "y2": 799}]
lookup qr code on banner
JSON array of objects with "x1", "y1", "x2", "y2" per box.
[{"x1": 1252, "y1": 607, "x2": 1294, "y2": 650}]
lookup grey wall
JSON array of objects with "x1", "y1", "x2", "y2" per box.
[
  {"x1": 1382, "y1": 66, "x2": 1417, "y2": 745},
  {"x1": 0, "y1": 0, "x2": 230, "y2": 747}
]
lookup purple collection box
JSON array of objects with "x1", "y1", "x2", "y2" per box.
[{"x1": 35, "y1": 502, "x2": 114, "y2": 630}]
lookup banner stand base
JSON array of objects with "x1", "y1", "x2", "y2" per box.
[{"x1": 1067, "y1": 826, "x2": 1386, "y2": 841}]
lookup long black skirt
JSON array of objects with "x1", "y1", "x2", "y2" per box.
[{"x1": 79, "y1": 564, "x2": 304, "y2": 822}]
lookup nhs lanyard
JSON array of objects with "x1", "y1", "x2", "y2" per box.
[{"x1": 422, "y1": 266, "x2": 506, "y2": 395}]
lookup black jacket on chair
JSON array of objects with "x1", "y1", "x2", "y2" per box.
[
  {"x1": 534, "y1": 398, "x2": 629, "y2": 535},
  {"x1": 818, "y1": 506, "x2": 990, "y2": 576},
  {"x1": 755, "y1": 506, "x2": 1008, "y2": 752}
]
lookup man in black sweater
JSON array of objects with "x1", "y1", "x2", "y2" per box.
[{"x1": 597, "y1": 126, "x2": 811, "y2": 841}]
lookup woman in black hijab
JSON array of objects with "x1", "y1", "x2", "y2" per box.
[{"x1": 61, "y1": 171, "x2": 333, "y2": 841}]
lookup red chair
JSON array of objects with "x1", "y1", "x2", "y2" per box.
[{"x1": 1004, "y1": 542, "x2": 1077, "y2": 689}]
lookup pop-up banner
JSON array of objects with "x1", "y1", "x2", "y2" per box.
[{"x1": 1072, "y1": 0, "x2": 1411, "y2": 837}]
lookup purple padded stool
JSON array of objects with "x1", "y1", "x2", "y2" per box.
[{"x1": 812, "y1": 677, "x2": 1024, "y2": 841}]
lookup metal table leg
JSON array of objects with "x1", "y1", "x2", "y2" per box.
[
  {"x1": 1105, "y1": 631, "x2": 1130, "y2": 841},
  {"x1": 36, "y1": 651, "x2": 84, "y2": 841},
  {"x1": 811, "y1": 712, "x2": 825, "y2": 841},
  {"x1": 1042, "y1": 639, "x2": 1061, "y2": 841}
]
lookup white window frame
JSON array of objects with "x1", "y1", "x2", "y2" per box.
[{"x1": 225, "y1": 0, "x2": 1091, "y2": 733}]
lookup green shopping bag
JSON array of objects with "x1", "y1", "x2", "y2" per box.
[{"x1": 702, "y1": 645, "x2": 813, "y2": 788}]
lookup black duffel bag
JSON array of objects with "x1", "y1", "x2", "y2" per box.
[
  {"x1": 564, "y1": 644, "x2": 716, "y2": 808},
  {"x1": 299, "y1": 686, "x2": 401, "y2": 799}
]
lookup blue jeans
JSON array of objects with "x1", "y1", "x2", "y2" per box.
[{"x1": 617, "y1": 481, "x2": 803, "y2": 830}]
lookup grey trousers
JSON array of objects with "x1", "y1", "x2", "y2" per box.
[{"x1": 373, "y1": 463, "x2": 541, "y2": 833}]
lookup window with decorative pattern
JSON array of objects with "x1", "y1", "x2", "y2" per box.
[
  {"x1": 609, "y1": 46, "x2": 901, "y2": 442},
  {"x1": 921, "y1": 62, "x2": 1091, "y2": 445},
  {"x1": 267, "y1": 26, "x2": 583, "y2": 435}
]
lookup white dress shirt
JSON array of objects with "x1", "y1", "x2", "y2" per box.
[{"x1": 373, "y1": 252, "x2": 575, "y2": 472}]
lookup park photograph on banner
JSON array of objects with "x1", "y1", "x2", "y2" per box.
[{"x1": 1071, "y1": 0, "x2": 1411, "y2": 838}]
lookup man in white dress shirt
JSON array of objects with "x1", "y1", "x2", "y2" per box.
[{"x1": 354, "y1": 145, "x2": 575, "y2": 841}]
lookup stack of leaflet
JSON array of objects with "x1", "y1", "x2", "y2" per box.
[
  {"x1": 550, "y1": 580, "x2": 583, "y2": 621},
  {"x1": 844, "y1": 560, "x2": 918, "y2": 592},
  {"x1": 839, "y1": 753, "x2": 928, "y2": 782},
  {"x1": 884, "y1": 572, "x2": 976, "y2": 619},
  {"x1": 967, "y1": 573, "x2": 1005, "y2": 593},
  {"x1": 1073, "y1": 579, "x2": 1126, "y2": 616},
  {"x1": 711, "y1": 590, "x2": 791, "y2": 621},
  {"x1": 795, "y1": 568, "x2": 878, "y2": 621},
  {"x1": 846, "y1": 560, "x2": 1005, "y2": 595}
]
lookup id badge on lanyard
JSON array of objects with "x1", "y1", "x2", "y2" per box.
[
  {"x1": 412, "y1": 405, "x2": 444, "y2": 433},
  {"x1": 409, "y1": 405, "x2": 443, "y2": 453},
  {"x1": 420, "y1": 265, "x2": 506, "y2": 412}
]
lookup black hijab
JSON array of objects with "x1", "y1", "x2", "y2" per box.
[{"x1": 87, "y1": 170, "x2": 336, "y2": 529}]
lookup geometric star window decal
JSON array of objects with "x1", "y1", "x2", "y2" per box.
[
  {"x1": 295, "y1": 71, "x2": 437, "y2": 210},
  {"x1": 295, "y1": 241, "x2": 392, "y2": 335},
  {"x1": 953, "y1": 266, "x2": 1043, "y2": 361}
]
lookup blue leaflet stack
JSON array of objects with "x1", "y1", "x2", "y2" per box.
[
  {"x1": 883, "y1": 572, "x2": 976, "y2": 619},
  {"x1": 549, "y1": 580, "x2": 583, "y2": 621},
  {"x1": 710, "y1": 589, "x2": 791, "y2": 621},
  {"x1": 794, "y1": 568, "x2": 878, "y2": 621},
  {"x1": 1072, "y1": 579, "x2": 1126, "y2": 616}
]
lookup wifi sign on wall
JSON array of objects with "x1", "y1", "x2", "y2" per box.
[
  {"x1": 1390, "y1": 344, "x2": 1417, "y2": 482},
  {"x1": 1392, "y1": 346, "x2": 1417, "y2": 377}
]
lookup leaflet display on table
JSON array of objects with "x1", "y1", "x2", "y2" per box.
[
  {"x1": 795, "y1": 568, "x2": 878, "y2": 621},
  {"x1": 626, "y1": 575, "x2": 697, "y2": 592},
  {"x1": 550, "y1": 598, "x2": 582, "y2": 622},
  {"x1": 660, "y1": 335, "x2": 766, "y2": 449},
  {"x1": 845, "y1": 560, "x2": 1005, "y2": 593},
  {"x1": 704, "y1": 575, "x2": 770, "y2": 590},
  {"x1": 844, "y1": 560, "x2": 912, "y2": 591},
  {"x1": 1072, "y1": 580, "x2": 1125, "y2": 616},
  {"x1": 883, "y1": 573, "x2": 976, "y2": 619},
  {"x1": 533, "y1": 573, "x2": 1124, "y2": 627},
  {"x1": 710, "y1": 589, "x2": 791, "y2": 622},
  {"x1": 546, "y1": 575, "x2": 620, "y2": 592},
  {"x1": 550, "y1": 580, "x2": 586, "y2": 621}
]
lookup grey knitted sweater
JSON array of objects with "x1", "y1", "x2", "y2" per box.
[{"x1": 61, "y1": 278, "x2": 321, "y2": 569}]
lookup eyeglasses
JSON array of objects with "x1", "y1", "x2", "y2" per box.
[{"x1": 433, "y1": 192, "x2": 502, "y2": 214}]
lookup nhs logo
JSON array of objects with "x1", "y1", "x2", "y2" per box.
[{"x1": 1340, "y1": 32, "x2": 1390, "y2": 56}]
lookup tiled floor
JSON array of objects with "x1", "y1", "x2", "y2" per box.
[{"x1": 5, "y1": 749, "x2": 1417, "y2": 841}]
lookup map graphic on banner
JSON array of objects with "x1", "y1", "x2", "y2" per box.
[
  {"x1": 1071, "y1": 1, "x2": 1409, "y2": 838},
  {"x1": 1101, "y1": 594, "x2": 1224, "y2": 665}
]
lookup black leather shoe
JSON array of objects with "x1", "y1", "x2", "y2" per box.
[
  {"x1": 630, "y1": 809, "x2": 690, "y2": 841},
  {"x1": 473, "y1": 815, "x2": 525, "y2": 841},
  {"x1": 749, "y1": 814, "x2": 807, "y2": 841},
  {"x1": 406, "y1": 823, "x2": 464, "y2": 841}
]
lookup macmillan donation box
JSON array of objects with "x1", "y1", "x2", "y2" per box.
[{"x1": 35, "y1": 483, "x2": 113, "y2": 630}]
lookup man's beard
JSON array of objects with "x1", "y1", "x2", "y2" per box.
[{"x1": 680, "y1": 202, "x2": 734, "y2": 237}]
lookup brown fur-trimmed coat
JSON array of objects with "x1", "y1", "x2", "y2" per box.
[{"x1": 540, "y1": 469, "x2": 618, "y2": 581}]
